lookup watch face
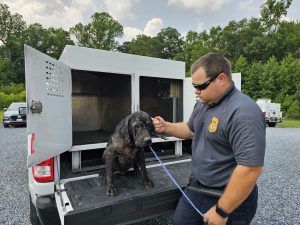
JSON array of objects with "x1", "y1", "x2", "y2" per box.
[{"x1": 216, "y1": 204, "x2": 229, "y2": 218}]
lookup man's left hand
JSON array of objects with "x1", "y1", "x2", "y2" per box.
[{"x1": 203, "y1": 205, "x2": 228, "y2": 225}]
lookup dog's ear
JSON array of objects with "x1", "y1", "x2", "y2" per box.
[
  {"x1": 116, "y1": 116, "x2": 131, "y2": 144},
  {"x1": 137, "y1": 111, "x2": 155, "y2": 134},
  {"x1": 128, "y1": 117, "x2": 139, "y2": 140}
]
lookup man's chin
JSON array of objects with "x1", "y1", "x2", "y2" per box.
[{"x1": 198, "y1": 98, "x2": 207, "y2": 104}]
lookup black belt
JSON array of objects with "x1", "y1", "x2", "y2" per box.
[{"x1": 187, "y1": 176, "x2": 225, "y2": 198}]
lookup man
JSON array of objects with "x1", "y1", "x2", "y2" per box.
[{"x1": 152, "y1": 53, "x2": 266, "y2": 225}]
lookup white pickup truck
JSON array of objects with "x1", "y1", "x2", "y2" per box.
[
  {"x1": 25, "y1": 44, "x2": 241, "y2": 225},
  {"x1": 256, "y1": 98, "x2": 283, "y2": 127}
]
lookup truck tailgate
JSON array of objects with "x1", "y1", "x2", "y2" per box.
[{"x1": 58, "y1": 160, "x2": 191, "y2": 225}]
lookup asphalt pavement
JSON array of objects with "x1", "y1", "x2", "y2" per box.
[{"x1": 0, "y1": 126, "x2": 299, "y2": 225}]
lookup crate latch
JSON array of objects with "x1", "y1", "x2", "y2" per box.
[{"x1": 31, "y1": 101, "x2": 43, "y2": 113}]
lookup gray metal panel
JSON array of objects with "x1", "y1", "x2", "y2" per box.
[
  {"x1": 59, "y1": 45, "x2": 185, "y2": 79},
  {"x1": 72, "y1": 95, "x2": 99, "y2": 131},
  {"x1": 25, "y1": 45, "x2": 72, "y2": 167}
]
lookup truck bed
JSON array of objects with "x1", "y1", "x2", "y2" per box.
[{"x1": 61, "y1": 160, "x2": 191, "y2": 225}]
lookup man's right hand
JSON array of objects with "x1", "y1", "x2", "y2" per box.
[{"x1": 151, "y1": 116, "x2": 166, "y2": 133}]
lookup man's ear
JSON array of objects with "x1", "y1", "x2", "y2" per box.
[{"x1": 218, "y1": 73, "x2": 227, "y2": 86}]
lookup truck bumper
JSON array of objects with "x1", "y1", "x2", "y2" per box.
[{"x1": 36, "y1": 196, "x2": 61, "y2": 225}]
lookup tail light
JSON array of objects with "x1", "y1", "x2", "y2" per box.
[
  {"x1": 262, "y1": 112, "x2": 266, "y2": 117},
  {"x1": 32, "y1": 158, "x2": 54, "y2": 182},
  {"x1": 30, "y1": 133, "x2": 54, "y2": 182}
]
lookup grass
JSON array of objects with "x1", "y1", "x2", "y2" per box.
[
  {"x1": 0, "y1": 109, "x2": 3, "y2": 124},
  {"x1": 276, "y1": 119, "x2": 300, "y2": 128}
]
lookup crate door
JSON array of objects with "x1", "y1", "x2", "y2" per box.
[{"x1": 25, "y1": 45, "x2": 72, "y2": 167}]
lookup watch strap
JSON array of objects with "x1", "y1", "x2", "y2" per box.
[{"x1": 215, "y1": 204, "x2": 229, "y2": 218}]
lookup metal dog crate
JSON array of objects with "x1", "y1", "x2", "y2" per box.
[
  {"x1": 58, "y1": 45, "x2": 186, "y2": 173},
  {"x1": 25, "y1": 44, "x2": 241, "y2": 173},
  {"x1": 71, "y1": 70, "x2": 132, "y2": 141}
]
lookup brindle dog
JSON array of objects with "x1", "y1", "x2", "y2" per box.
[{"x1": 102, "y1": 111, "x2": 154, "y2": 196}]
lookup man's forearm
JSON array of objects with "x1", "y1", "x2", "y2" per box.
[
  {"x1": 164, "y1": 122, "x2": 193, "y2": 139},
  {"x1": 217, "y1": 165, "x2": 263, "y2": 213}
]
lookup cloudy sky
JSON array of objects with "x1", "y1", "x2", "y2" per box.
[{"x1": 1, "y1": 0, "x2": 300, "y2": 42}]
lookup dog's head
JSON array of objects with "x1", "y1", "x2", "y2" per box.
[
  {"x1": 115, "y1": 111, "x2": 154, "y2": 148},
  {"x1": 127, "y1": 111, "x2": 154, "y2": 148}
]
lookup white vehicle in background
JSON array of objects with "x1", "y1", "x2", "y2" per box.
[{"x1": 256, "y1": 98, "x2": 283, "y2": 127}]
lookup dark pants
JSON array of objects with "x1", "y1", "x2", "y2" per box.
[{"x1": 173, "y1": 178, "x2": 258, "y2": 225}]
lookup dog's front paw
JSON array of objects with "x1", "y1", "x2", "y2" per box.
[
  {"x1": 106, "y1": 186, "x2": 118, "y2": 196},
  {"x1": 133, "y1": 169, "x2": 141, "y2": 178},
  {"x1": 143, "y1": 179, "x2": 153, "y2": 188}
]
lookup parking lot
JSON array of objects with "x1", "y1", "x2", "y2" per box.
[{"x1": 0, "y1": 126, "x2": 299, "y2": 225}]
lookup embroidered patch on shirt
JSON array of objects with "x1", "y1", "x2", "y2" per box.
[{"x1": 208, "y1": 117, "x2": 219, "y2": 133}]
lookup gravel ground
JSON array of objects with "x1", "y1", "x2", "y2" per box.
[{"x1": 0, "y1": 126, "x2": 299, "y2": 225}]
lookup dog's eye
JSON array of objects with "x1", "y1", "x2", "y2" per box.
[
  {"x1": 135, "y1": 123, "x2": 145, "y2": 129},
  {"x1": 135, "y1": 123, "x2": 141, "y2": 128}
]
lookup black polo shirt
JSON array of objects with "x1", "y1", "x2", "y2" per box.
[{"x1": 187, "y1": 83, "x2": 266, "y2": 188}]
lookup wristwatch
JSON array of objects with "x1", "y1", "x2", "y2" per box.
[{"x1": 215, "y1": 204, "x2": 230, "y2": 218}]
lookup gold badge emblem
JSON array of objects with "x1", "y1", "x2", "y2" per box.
[{"x1": 208, "y1": 117, "x2": 219, "y2": 133}]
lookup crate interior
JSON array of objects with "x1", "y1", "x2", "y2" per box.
[
  {"x1": 140, "y1": 76, "x2": 183, "y2": 122},
  {"x1": 71, "y1": 70, "x2": 132, "y2": 145},
  {"x1": 60, "y1": 141, "x2": 190, "y2": 178}
]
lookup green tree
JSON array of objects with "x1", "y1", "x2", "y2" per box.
[
  {"x1": 157, "y1": 27, "x2": 184, "y2": 59},
  {"x1": 120, "y1": 34, "x2": 162, "y2": 58},
  {"x1": 70, "y1": 12, "x2": 123, "y2": 50},
  {"x1": 233, "y1": 55, "x2": 263, "y2": 100},
  {"x1": 0, "y1": 4, "x2": 26, "y2": 62},
  {"x1": 24, "y1": 24, "x2": 74, "y2": 58},
  {"x1": 259, "y1": 56, "x2": 281, "y2": 100},
  {"x1": 175, "y1": 31, "x2": 211, "y2": 75},
  {"x1": 273, "y1": 21, "x2": 300, "y2": 59},
  {"x1": 0, "y1": 58, "x2": 17, "y2": 85},
  {"x1": 45, "y1": 27, "x2": 74, "y2": 58},
  {"x1": 278, "y1": 55, "x2": 300, "y2": 114},
  {"x1": 246, "y1": 61, "x2": 264, "y2": 100},
  {"x1": 22, "y1": 23, "x2": 50, "y2": 53},
  {"x1": 260, "y1": 0, "x2": 293, "y2": 33}
]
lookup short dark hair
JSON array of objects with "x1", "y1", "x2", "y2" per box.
[{"x1": 190, "y1": 53, "x2": 231, "y2": 79}]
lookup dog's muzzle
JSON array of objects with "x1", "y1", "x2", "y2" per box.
[
  {"x1": 135, "y1": 136, "x2": 152, "y2": 148},
  {"x1": 144, "y1": 136, "x2": 152, "y2": 146}
]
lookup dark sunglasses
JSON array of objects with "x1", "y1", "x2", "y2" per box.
[{"x1": 192, "y1": 74, "x2": 220, "y2": 91}]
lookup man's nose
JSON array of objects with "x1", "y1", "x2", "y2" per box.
[{"x1": 195, "y1": 89, "x2": 201, "y2": 94}]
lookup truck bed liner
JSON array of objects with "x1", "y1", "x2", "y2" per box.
[{"x1": 63, "y1": 161, "x2": 191, "y2": 225}]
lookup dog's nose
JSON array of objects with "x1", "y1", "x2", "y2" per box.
[{"x1": 144, "y1": 137, "x2": 152, "y2": 145}]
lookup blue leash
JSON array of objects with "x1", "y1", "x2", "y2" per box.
[{"x1": 149, "y1": 146, "x2": 204, "y2": 218}]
